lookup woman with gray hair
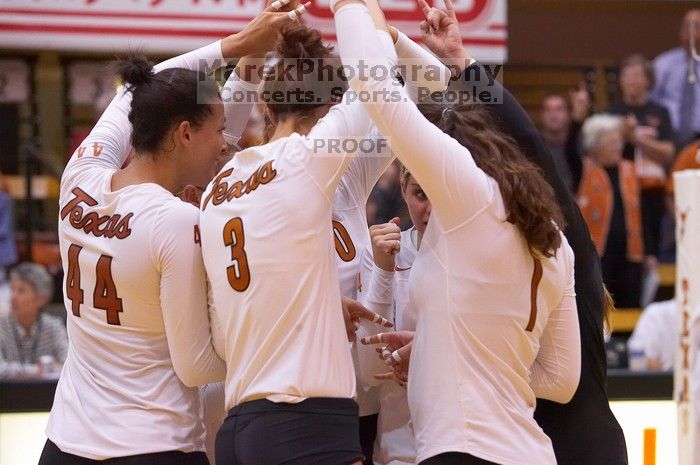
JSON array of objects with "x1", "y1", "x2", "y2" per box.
[
  {"x1": 0, "y1": 262, "x2": 67, "y2": 377},
  {"x1": 577, "y1": 114, "x2": 645, "y2": 308}
]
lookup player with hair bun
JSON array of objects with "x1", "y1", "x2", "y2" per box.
[
  {"x1": 40, "y1": 6, "x2": 300, "y2": 464},
  {"x1": 209, "y1": 20, "x2": 448, "y2": 465}
]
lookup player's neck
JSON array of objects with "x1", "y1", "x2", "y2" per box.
[
  {"x1": 268, "y1": 117, "x2": 314, "y2": 142},
  {"x1": 112, "y1": 155, "x2": 183, "y2": 195}
]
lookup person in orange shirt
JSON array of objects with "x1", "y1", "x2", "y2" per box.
[
  {"x1": 667, "y1": 138, "x2": 700, "y2": 197},
  {"x1": 577, "y1": 114, "x2": 645, "y2": 308}
]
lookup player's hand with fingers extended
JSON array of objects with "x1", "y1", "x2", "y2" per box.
[
  {"x1": 223, "y1": 0, "x2": 310, "y2": 56},
  {"x1": 341, "y1": 296, "x2": 393, "y2": 342},
  {"x1": 416, "y1": 0, "x2": 470, "y2": 73},
  {"x1": 369, "y1": 217, "x2": 401, "y2": 272},
  {"x1": 362, "y1": 330, "x2": 414, "y2": 382}
]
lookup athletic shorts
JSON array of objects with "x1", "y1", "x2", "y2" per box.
[
  {"x1": 420, "y1": 452, "x2": 499, "y2": 465},
  {"x1": 215, "y1": 397, "x2": 363, "y2": 465},
  {"x1": 38, "y1": 439, "x2": 209, "y2": 465}
]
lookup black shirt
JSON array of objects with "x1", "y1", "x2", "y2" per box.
[
  {"x1": 452, "y1": 64, "x2": 628, "y2": 465},
  {"x1": 607, "y1": 100, "x2": 674, "y2": 161}
]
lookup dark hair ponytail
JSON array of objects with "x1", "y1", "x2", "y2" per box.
[
  {"x1": 111, "y1": 53, "x2": 221, "y2": 154},
  {"x1": 263, "y1": 23, "x2": 347, "y2": 119},
  {"x1": 418, "y1": 102, "x2": 565, "y2": 258},
  {"x1": 112, "y1": 55, "x2": 154, "y2": 88}
]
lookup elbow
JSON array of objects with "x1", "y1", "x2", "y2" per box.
[
  {"x1": 174, "y1": 366, "x2": 206, "y2": 388},
  {"x1": 173, "y1": 357, "x2": 226, "y2": 388},
  {"x1": 553, "y1": 374, "x2": 580, "y2": 404},
  {"x1": 548, "y1": 367, "x2": 581, "y2": 404}
]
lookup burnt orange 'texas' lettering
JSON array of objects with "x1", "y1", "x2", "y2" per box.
[
  {"x1": 202, "y1": 161, "x2": 278, "y2": 211},
  {"x1": 60, "y1": 187, "x2": 133, "y2": 239}
]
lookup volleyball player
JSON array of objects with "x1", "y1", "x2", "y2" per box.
[
  {"x1": 412, "y1": 2, "x2": 628, "y2": 462},
  {"x1": 211, "y1": 23, "x2": 447, "y2": 464},
  {"x1": 199, "y1": 21, "x2": 380, "y2": 464},
  {"x1": 353, "y1": 166, "x2": 432, "y2": 465},
  {"x1": 40, "y1": 7, "x2": 301, "y2": 464},
  {"x1": 332, "y1": 1, "x2": 581, "y2": 464},
  {"x1": 329, "y1": 26, "x2": 448, "y2": 464}
]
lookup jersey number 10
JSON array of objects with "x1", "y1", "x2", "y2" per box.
[{"x1": 65, "y1": 244, "x2": 123, "y2": 325}]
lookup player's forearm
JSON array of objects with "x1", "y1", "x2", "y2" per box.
[
  {"x1": 532, "y1": 294, "x2": 581, "y2": 403},
  {"x1": 394, "y1": 30, "x2": 450, "y2": 95}
]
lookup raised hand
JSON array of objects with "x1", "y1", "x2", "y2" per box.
[
  {"x1": 222, "y1": 0, "x2": 311, "y2": 57},
  {"x1": 369, "y1": 217, "x2": 401, "y2": 272},
  {"x1": 417, "y1": 0, "x2": 470, "y2": 72},
  {"x1": 341, "y1": 296, "x2": 393, "y2": 342}
]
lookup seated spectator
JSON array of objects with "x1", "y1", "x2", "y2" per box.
[
  {"x1": 627, "y1": 299, "x2": 678, "y2": 370},
  {"x1": 0, "y1": 171, "x2": 18, "y2": 316},
  {"x1": 608, "y1": 54, "x2": 675, "y2": 291},
  {"x1": 539, "y1": 87, "x2": 590, "y2": 193},
  {"x1": 0, "y1": 262, "x2": 67, "y2": 378},
  {"x1": 577, "y1": 114, "x2": 645, "y2": 308}
]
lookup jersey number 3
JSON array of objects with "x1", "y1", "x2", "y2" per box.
[
  {"x1": 223, "y1": 217, "x2": 251, "y2": 292},
  {"x1": 66, "y1": 244, "x2": 123, "y2": 325}
]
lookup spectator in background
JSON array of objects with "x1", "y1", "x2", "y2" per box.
[
  {"x1": 0, "y1": 171, "x2": 18, "y2": 316},
  {"x1": 627, "y1": 299, "x2": 677, "y2": 370},
  {"x1": 608, "y1": 55, "x2": 675, "y2": 288},
  {"x1": 661, "y1": 137, "x2": 700, "y2": 261},
  {"x1": 651, "y1": 9, "x2": 700, "y2": 149},
  {"x1": 0, "y1": 262, "x2": 67, "y2": 378},
  {"x1": 539, "y1": 86, "x2": 590, "y2": 193},
  {"x1": 577, "y1": 114, "x2": 644, "y2": 308},
  {"x1": 368, "y1": 160, "x2": 410, "y2": 227},
  {"x1": 669, "y1": 138, "x2": 700, "y2": 193}
]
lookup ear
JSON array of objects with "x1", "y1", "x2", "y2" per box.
[{"x1": 175, "y1": 120, "x2": 194, "y2": 148}]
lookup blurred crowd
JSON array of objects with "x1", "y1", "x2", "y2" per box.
[{"x1": 0, "y1": 9, "x2": 699, "y2": 379}]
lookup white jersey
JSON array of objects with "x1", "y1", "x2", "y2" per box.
[
  {"x1": 333, "y1": 30, "x2": 444, "y2": 417},
  {"x1": 356, "y1": 228, "x2": 418, "y2": 465},
  {"x1": 200, "y1": 92, "x2": 373, "y2": 410},
  {"x1": 627, "y1": 299, "x2": 678, "y2": 370},
  {"x1": 335, "y1": 7, "x2": 581, "y2": 464},
  {"x1": 333, "y1": 129, "x2": 393, "y2": 417},
  {"x1": 47, "y1": 42, "x2": 227, "y2": 460}
]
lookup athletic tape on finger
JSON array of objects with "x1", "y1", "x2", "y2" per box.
[
  {"x1": 271, "y1": 0, "x2": 289, "y2": 10},
  {"x1": 288, "y1": 3, "x2": 307, "y2": 20}
]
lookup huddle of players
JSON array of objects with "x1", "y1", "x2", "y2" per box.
[{"x1": 38, "y1": 0, "x2": 622, "y2": 464}]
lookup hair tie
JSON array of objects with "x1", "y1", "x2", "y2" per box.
[{"x1": 441, "y1": 107, "x2": 455, "y2": 128}]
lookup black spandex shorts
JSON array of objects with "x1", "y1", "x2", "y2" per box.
[
  {"x1": 420, "y1": 452, "x2": 499, "y2": 465},
  {"x1": 215, "y1": 397, "x2": 363, "y2": 465},
  {"x1": 38, "y1": 439, "x2": 209, "y2": 465}
]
